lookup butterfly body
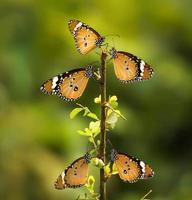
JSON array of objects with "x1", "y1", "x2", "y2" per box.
[
  {"x1": 54, "y1": 153, "x2": 91, "y2": 190},
  {"x1": 110, "y1": 48, "x2": 153, "y2": 83},
  {"x1": 68, "y1": 19, "x2": 105, "y2": 54},
  {"x1": 40, "y1": 65, "x2": 93, "y2": 101},
  {"x1": 111, "y1": 149, "x2": 154, "y2": 183}
]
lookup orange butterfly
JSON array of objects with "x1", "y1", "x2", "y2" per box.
[
  {"x1": 111, "y1": 149, "x2": 154, "y2": 183},
  {"x1": 68, "y1": 19, "x2": 105, "y2": 54},
  {"x1": 54, "y1": 153, "x2": 91, "y2": 189},
  {"x1": 110, "y1": 47, "x2": 153, "y2": 83},
  {"x1": 40, "y1": 65, "x2": 93, "y2": 101}
]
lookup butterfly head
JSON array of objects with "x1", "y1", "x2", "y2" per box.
[
  {"x1": 85, "y1": 65, "x2": 93, "y2": 78},
  {"x1": 95, "y1": 37, "x2": 105, "y2": 47},
  {"x1": 109, "y1": 47, "x2": 117, "y2": 59},
  {"x1": 84, "y1": 152, "x2": 91, "y2": 164},
  {"x1": 110, "y1": 149, "x2": 118, "y2": 161}
]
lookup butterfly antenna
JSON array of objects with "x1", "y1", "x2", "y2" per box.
[
  {"x1": 86, "y1": 141, "x2": 90, "y2": 153},
  {"x1": 104, "y1": 34, "x2": 120, "y2": 38},
  {"x1": 107, "y1": 138, "x2": 114, "y2": 149}
]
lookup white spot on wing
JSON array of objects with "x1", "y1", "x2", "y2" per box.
[
  {"x1": 52, "y1": 76, "x2": 58, "y2": 89},
  {"x1": 61, "y1": 172, "x2": 65, "y2": 183},
  {"x1": 74, "y1": 22, "x2": 83, "y2": 31},
  {"x1": 140, "y1": 161, "x2": 145, "y2": 178},
  {"x1": 140, "y1": 60, "x2": 145, "y2": 73}
]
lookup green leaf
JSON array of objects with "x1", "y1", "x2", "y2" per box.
[
  {"x1": 94, "y1": 95, "x2": 101, "y2": 104},
  {"x1": 90, "y1": 149, "x2": 97, "y2": 156},
  {"x1": 89, "y1": 121, "x2": 100, "y2": 136},
  {"x1": 87, "y1": 112, "x2": 99, "y2": 120},
  {"x1": 109, "y1": 95, "x2": 117, "y2": 102},
  {"x1": 83, "y1": 107, "x2": 90, "y2": 116},
  {"x1": 70, "y1": 108, "x2": 83, "y2": 119},
  {"x1": 77, "y1": 130, "x2": 92, "y2": 136},
  {"x1": 104, "y1": 162, "x2": 118, "y2": 177},
  {"x1": 97, "y1": 140, "x2": 100, "y2": 146},
  {"x1": 112, "y1": 163, "x2": 118, "y2": 175},
  {"x1": 104, "y1": 163, "x2": 111, "y2": 175},
  {"x1": 85, "y1": 128, "x2": 92, "y2": 135},
  {"x1": 86, "y1": 175, "x2": 95, "y2": 194},
  {"x1": 91, "y1": 158, "x2": 105, "y2": 168},
  {"x1": 88, "y1": 175, "x2": 95, "y2": 187},
  {"x1": 92, "y1": 193, "x2": 100, "y2": 198},
  {"x1": 110, "y1": 101, "x2": 118, "y2": 109},
  {"x1": 88, "y1": 137, "x2": 94, "y2": 143},
  {"x1": 107, "y1": 112, "x2": 119, "y2": 125}
]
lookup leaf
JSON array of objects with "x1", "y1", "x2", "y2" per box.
[
  {"x1": 97, "y1": 140, "x2": 100, "y2": 146},
  {"x1": 94, "y1": 95, "x2": 101, "y2": 104},
  {"x1": 104, "y1": 163, "x2": 111, "y2": 175},
  {"x1": 109, "y1": 95, "x2": 117, "y2": 102},
  {"x1": 104, "y1": 162, "x2": 118, "y2": 177},
  {"x1": 77, "y1": 130, "x2": 92, "y2": 136},
  {"x1": 107, "y1": 112, "x2": 119, "y2": 125},
  {"x1": 86, "y1": 175, "x2": 95, "y2": 194},
  {"x1": 112, "y1": 163, "x2": 118, "y2": 175},
  {"x1": 70, "y1": 108, "x2": 83, "y2": 119},
  {"x1": 89, "y1": 121, "x2": 100, "y2": 136},
  {"x1": 88, "y1": 175, "x2": 95, "y2": 187},
  {"x1": 90, "y1": 149, "x2": 97, "y2": 156},
  {"x1": 87, "y1": 112, "x2": 99, "y2": 120},
  {"x1": 88, "y1": 137, "x2": 94, "y2": 143},
  {"x1": 76, "y1": 195, "x2": 81, "y2": 200},
  {"x1": 91, "y1": 158, "x2": 105, "y2": 168},
  {"x1": 83, "y1": 107, "x2": 90, "y2": 116},
  {"x1": 110, "y1": 101, "x2": 118, "y2": 109}
]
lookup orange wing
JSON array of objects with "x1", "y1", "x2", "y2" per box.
[
  {"x1": 114, "y1": 153, "x2": 142, "y2": 183},
  {"x1": 54, "y1": 172, "x2": 66, "y2": 190},
  {"x1": 40, "y1": 66, "x2": 93, "y2": 101},
  {"x1": 68, "y1": 19, "x2": 105, "y2": 54},
  {"x1": 56, "y1": 66, "x2": 92, "y2": 101},
  {"x1": 142, "y1": 164, "x2": 154, "y2": 179},
  {"x1": 40, "y1": 79, "x2": 56, "y2": 95},
  {"x1": 110, "y1": 48, "x2": 153, "y2": 82},
  {"x1": 112, "y1": 52, "x2": 139, "y2": 82},
  {"x1": 138, "y1": 63, "x2": 153, "y2": 81},
  {"x1": 64, "y1": 157, "x2": 89, "y2": 188},
  {"x1": 54, "y1": 154, "x2": 90, "y2": 190},
  {"x1": 68, "y1": 19, "x2": 80, "y2": 34},
  {"x1": 111, "y1": 149, "x2": 154, "y2": 183}
]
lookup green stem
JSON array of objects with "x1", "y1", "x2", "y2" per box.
[
  {"x1": 91, "y1": 135, "x2": 98, "y2": 150},
  {"x1": 99, "y1": 50, "x2": 108, "y2": 200},
  {"x1": 105, "y1": 104, "x2": 127, "y2": 120},
  {"x1": 140, "y1": 189, "x2": 152, "y2": 200}
]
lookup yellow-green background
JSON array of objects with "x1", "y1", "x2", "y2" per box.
[{"x1": 1, "y1": 0, "x2": 192, "y2": 199}]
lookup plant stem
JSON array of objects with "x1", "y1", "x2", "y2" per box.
[
  {"x1": 140, "y1": 189, "x2": 152, "y2": 200},
  {"x1": 99, "y1": 50, "x2": 108, "y2": 200}
]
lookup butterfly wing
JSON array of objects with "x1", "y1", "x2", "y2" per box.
[
  {"x1": 111, "y1": 49, "x2": 153, "y2": 82},
  {"x1": 112, "y1": 51, "x2": 139, "y2": 82},
  {"x1": 54, "y1": 172, "x2": 66, "y2": 190},
  {"x1": 40, "y1": 66, "x2": 93, "y2": 101},
  {"x1": 142, "y1": 164, "x2": 154, "y2": 179},
  {"x1": 64, "y1": 156, "x2": 90, "y2": 188},
  {"x1": 114, "y1": 153, "x2": 143, "y2": 183},
  {"x1": 40, "y1": 78, "x2": 56, "y2": 95},
  {"x1": 68, "y1": 19, "x2": 80, "y2": 34},
  {"x1": 68, "y1": 20, "x2": 104, "y2": 54}
]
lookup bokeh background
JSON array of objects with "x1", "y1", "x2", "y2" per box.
[{"x1": 1, "y1": 0, "x2": 192, "y2": 199}]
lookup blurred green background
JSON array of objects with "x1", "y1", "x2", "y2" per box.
[{"x1": 1, "y1": 0, "x2": 192, "y2": 199}]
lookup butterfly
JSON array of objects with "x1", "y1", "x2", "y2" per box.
[
  {"x1": 110, "y1": 149, "x2": 154, "y2": 183},
  {"x1": 40, "y1": 65, "x2": 93, "y2": 101},
  {"x1": 54, "y1": 153, "x2": 91, "y2": 189},
  {"x1": 109, "y1": 47, "x2": 153, "y2": 83},
  {"x1": 68, "y1": 19, "x2": 105, "y2": 54}
]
